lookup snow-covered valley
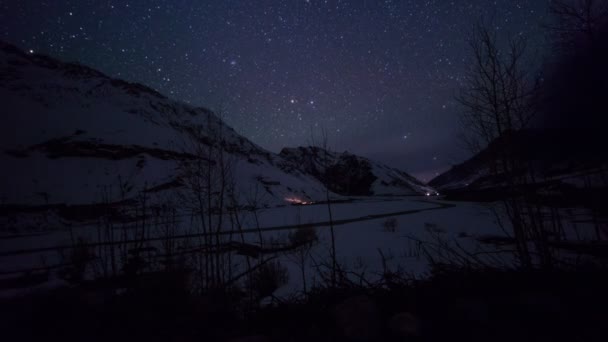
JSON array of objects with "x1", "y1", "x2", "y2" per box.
[{"x1": 1, "y1": 195, "x2": 507, "y2": 298}]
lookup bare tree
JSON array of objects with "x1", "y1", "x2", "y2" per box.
[
  {"x1": 457, "y1": 21, "x2": 543, "y2": 269},
  {"x1": 547, "y1": 0, "x2": 608, "y2": 49},
  {"x1": 244, "y1": 183, "x2": 267, "y2": 253},
  {"x1": 457, "y1": 22, "x2": 539, "y2": 157},
  {"x1": 287, "y1": 214, "x2": 318, "y2": 295},
  {"x1": 177, "y1": 121, "x2": 212, "y2": 290},
  {"x1": 177, "y1": 108, "x2": 237, "y2": 291},
  {"x1": 310, "y1": 126, "x2": 338, "y2": 287}
]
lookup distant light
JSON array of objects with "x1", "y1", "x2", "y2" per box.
[
  {"x1": 28, "y1": 49, "x2": 34, "y2": 54},
  {"x1": 284, "y1": 197, "x2": 313, "y2": 205},
  {"x1": 425, "y1": 192, "x2": 431, "y2": 196}
]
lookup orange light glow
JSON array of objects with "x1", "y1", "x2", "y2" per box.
[{"x1": 284, "y1": 197, "x2": 313, "y2": 205}]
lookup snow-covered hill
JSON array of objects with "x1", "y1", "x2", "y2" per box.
[
  {"x1": 0, "y1": 41, "x2": 430, "y2": 232},
  {"x1": 429, "y1": 130, "x2": 608, "y2": 201},
  {"x1": 279, "y1": 147, "x2": 434, "y2": 196},
  {"x1": 0, "y1": 42, "x2": 332, "y2": 227}
]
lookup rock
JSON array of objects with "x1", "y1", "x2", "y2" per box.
[
  {"x1": 388, "y1": 312, "x2": 420, "y2": 338},
  {"x1": 332, "y1": 295, "x2": 381, "y2": 341}
]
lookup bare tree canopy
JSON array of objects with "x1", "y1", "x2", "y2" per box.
[
  {"x1": 457, "y1": 22, "x2": 540, "y2": 154},
  {"x1": 548, "y1": 0, "x2": 608, "y2": 49}
]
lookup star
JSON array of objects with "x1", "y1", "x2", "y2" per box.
[{"x1": 0, "y1": 0, "x2": 549, "y2": 180}]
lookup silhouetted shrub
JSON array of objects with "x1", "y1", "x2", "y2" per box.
[
  {"x1": 288, "y1": 226, "x2": 318, "y2": 248},
  {"x1": 250, "y1": 260, "x2": 289, "y2": 299},
  {"x1": 382, "y1": 217, "x2": 398, "y2": 232}
]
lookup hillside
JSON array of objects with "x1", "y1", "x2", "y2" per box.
[
  {"x1": 0, "y1": 42, "x2": 332, "y2": 230},
  {"x1": 0, "y1": 42, "x2": 431, "y2": 233},
  {"x1": 429, "y1": 130, "x2": 608, "y2": 203},
  {"x1": 279, "y1": 146, "x2": 434, "y2": 196}
]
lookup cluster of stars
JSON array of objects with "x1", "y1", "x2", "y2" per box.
[{"x1": 1, "y1": 0, "x2": 548, "y2": 179}]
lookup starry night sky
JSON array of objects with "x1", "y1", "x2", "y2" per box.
[{"x1": 1, "y1": 0, "x2": 549, "y2": 181}]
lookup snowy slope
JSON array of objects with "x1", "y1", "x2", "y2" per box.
[
  {"x1": 279, "y1": 147, "x2": 434, "y2": 196},
  {"x1": 429, "y1": 130, "x2": 608, "y2": 197},
  {"x1": 0, "y1": 42, "x2": 328, "y2": 223},
  {"x1": 0, "y1": 41, "x2": 432, "y2": 234}
]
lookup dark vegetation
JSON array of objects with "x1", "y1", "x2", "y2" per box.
[
  {"x1": 431, "y1": 0, "x2": 608, "y2": 270},
  {"x1": 3, "y1": 264, "x2": 608, "y2": 341},
  {"x1": 279, "y1": 147, "x2": 378, "y2": 196},
  {"x1": 324, "y1": 154, "x2": 377, "y2": 196},
  {"x1": 433, "y1": 0, "x2": 608, "y2": 201}
]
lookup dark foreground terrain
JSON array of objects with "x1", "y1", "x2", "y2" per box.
[{"x1": 2, "y1": 267, "x2": 607, "y2": 342}]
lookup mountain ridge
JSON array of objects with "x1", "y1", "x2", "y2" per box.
[{"x1": 0, "y1": 41, "x2": 430, "y2": 231}]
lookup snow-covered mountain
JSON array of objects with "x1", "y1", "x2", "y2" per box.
[
  {"x1": 0, "y1": 41, "x2": 332, "y2": 227},
  {"x1": 0, "y1": 41, "x2": 431, "y2": 231},
  {"x1": 429, "y1": 130, "x2": 608, "y2": 202},
  {"x1": 279, "y1": 147, "x2": 434, "y2": 196}
]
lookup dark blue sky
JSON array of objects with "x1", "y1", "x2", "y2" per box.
[{"x1": 1, "y1": 0, "x2": 549, "y2": 181}]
